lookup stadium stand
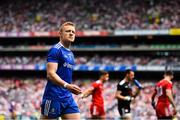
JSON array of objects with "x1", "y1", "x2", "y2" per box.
[{"x1": 0, "y1": 0, "x2": 180, "y2": 32}]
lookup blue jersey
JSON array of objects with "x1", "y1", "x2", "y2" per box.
[{"x1": 43, "y1": 42, "x2": 75, "y2": 100}]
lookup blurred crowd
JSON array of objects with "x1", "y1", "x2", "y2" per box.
[
  {"x1": 1, "y1": 0, "x2": 180, "y2": 32},
  {"x1": 0, "y1": 78, "x2": 179, "y2": 120},
  {"x1": 75, "y1": 55, "x2": 179, "y2": 66},
  {"x1": 0, "y1": 78, "x2": 45, "y2": 120},
  {"x1": 0, "y1": 55, "x2": 179, "y2": 67},
  {"x1": 0, "y1": 56, "x2": 45, "y2": 66}
]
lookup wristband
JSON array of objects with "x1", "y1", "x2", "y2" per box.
[
  {"x1": 80, "y1": 93, "x2": 84, "y2": 98},
  {"x1": 64, "y1": 83, "x2": 68, "y2": 88},
  {"x1": 124, "y1": 96, "x2": 131, "y2": 101}
]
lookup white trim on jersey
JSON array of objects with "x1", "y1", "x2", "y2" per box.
[
  {"x1": 93, "y1": 105, "x2": 98, "y2": 115},
  {"x1": 119, "y1": 79, "x2": 126, "y2": 85},
  {"x1": 165, "y1": 106, "x2": 170, "y2": 117},
  {"x1": 96, "y1": 80, "x2": 102, "y2": 84},
  {"x1": 44, "y1": 100, "x2": 51, "y2": 116},
  {"x1": 54, "y1": 42, "x2": 62, "y2": 49},
  {"x1": 59, "y1": 42, "x2": 70, "y2": 51}
]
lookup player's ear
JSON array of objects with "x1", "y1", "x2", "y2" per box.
[{"x1": 59, "y1": 30, "x2": 61, "y2": 35}]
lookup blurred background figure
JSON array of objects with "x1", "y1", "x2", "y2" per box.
[
  {"x1": 115, "y1": 69, "x2": 142, "y2": 120},
  {"x1": 151, "y1": 71, "x2": 177, "y2": 120},
  {"x1": 80, "y1": 71, "x2": 109, "y2": 120}
]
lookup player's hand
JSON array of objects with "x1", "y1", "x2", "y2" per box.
[
  {"x1": 77, "y1": 93, "x2": 85, "y2": 102},
  {"x1": 80, "y1": 93, "x2": 85, "y2": 99},
  {"x1": 173, "y1": 108, "x2": 177, "y2": 116},
  {"x1": 151, "y1": 101, "x2": 156, "y2": 109},
  {"x1": 124, "y1": 96, "x2": 134, "y2": 101},
  {"x1": 67, "y1": 84, "x2": 82, "y2": 95}
]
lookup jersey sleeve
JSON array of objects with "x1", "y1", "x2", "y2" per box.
[
  {"x1": 117, "y1": 83, "x2": 123, "y2": 91},
  {"x1": 166, "y1": 82, "x2": 172, "y2": 90},
  {"x1": 47, "y1": 48, "x2": 61, "y2": 63},
  {"x1": 92, "y1": 82, "x2": 98, "y2": 89}
]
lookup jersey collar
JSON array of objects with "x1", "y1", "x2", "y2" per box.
[{"x1": 59, "y1": 42, "x2": 71, "y2": 51}]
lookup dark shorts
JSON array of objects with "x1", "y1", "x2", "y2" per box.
[
  {"x1": 118, "y1": 105, "x2": 131, "y2": 116},
  {"x1": 41, "y1": 97, "x2": 80, "y2": 119}
]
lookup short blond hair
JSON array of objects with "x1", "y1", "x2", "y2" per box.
[{"x1": 59, "y1": 22, "x2": 75, "y2": 32}]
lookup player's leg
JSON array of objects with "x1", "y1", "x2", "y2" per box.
[
  {"x1": 40, "y1": 115, "x2": 59, "y2": 120},
  {"x1": 157, "y1": 116, "x2": 173, "y2": 120},
  {"x1": 123, "y1": 113, "x2": 132, "y2": 120},
  {"x1": 61, "y1": 97, "x2": 81, "y2": 120},
  {"x1": 61, "y1": 113, "x2": 81, "y2": 120},
  {"x1": 118, "y1": 106, "x2": 132, "y2": 120},
  {"x1": 99, "y1": 114, "x2": 106, "y2": 120},
  {"x1": 91, "y1": 115, "x2": 100, "y2": 119}
]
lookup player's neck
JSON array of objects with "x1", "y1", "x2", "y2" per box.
[
  {"x1": 60, "y1": 40, "x2": 71, "y2": 49},
  {"x1": 124, "y1": 78, "x2": 130, "y2": 82},
  {"x1": 164, "y1": 77, "x2": 171, "y2": 81},
  {"x1": 99, "y1": 79, "x2": 104, "y2": 83}
]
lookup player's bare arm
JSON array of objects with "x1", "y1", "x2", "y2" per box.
[
  {"x1": 166, "y1": 89, "x2": 177, "y2": 115},
  {"x1": 151, "y1": 90, "x2": 157, "y2": 101},
  {"x1": 115, "y1": 90, "x2": 131, "y2": 101},
  {"x1": 151, "y1": 90, "x2": 157, "y2": 109},
  {"x1": 81, "y1": 87, "x2": 94, "y2": 98},
  {"x1": 47, "y1": 62, "x2": 82, "y2": 95}
]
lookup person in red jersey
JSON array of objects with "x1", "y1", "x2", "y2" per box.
[
  {"x1": 80, "y1": 71, "x2": 109, "y2": 120},
  {"x1": 151, "y1": 71, "x2": 177, "y2": 120}
]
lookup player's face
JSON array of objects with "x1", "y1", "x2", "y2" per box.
[
  {"x1": 60, "y1": 25, "x2": 75, "y2": 42},
  {"x1": 170, "y1": 75, "x2": 174, "y2": 80},
  {"x1": 103, "y1": 74, "x2": 109, "y2": 82},
  {"x1": 127, "y1": 71, "x2": 135, "y2": 81}
]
